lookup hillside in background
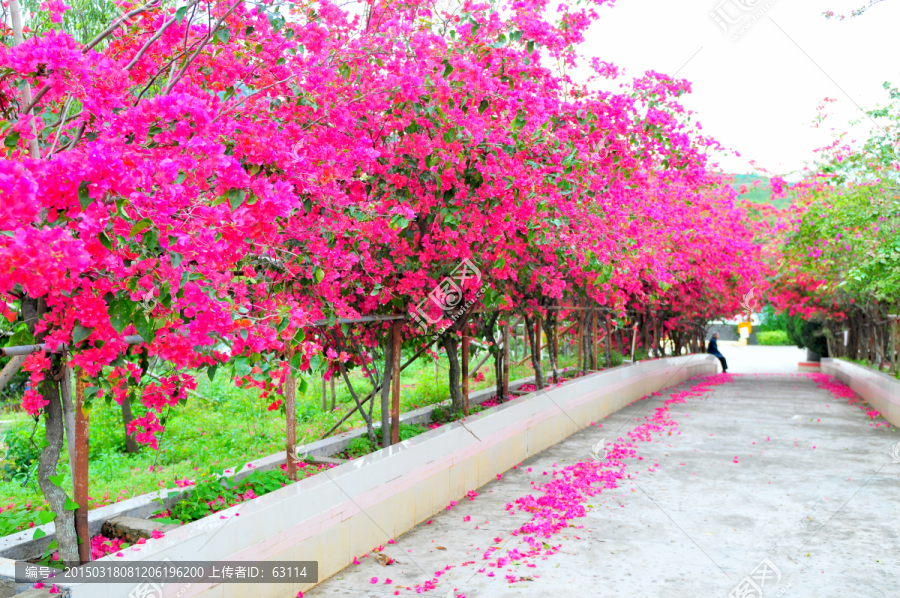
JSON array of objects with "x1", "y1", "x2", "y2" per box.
[{"x1": 729, "y1": 173, "x2": 793, "y2": 210}]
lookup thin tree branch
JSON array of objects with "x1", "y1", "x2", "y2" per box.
[
  {"x1": 164, "y1": 0, "x2": 243, "y2": 94},
  {"x1": 124, "y1": 0, "x2": 200, "y2": 71},
  {"x1": 210, "y1": 76, "x2": 294, "y2": 124}
]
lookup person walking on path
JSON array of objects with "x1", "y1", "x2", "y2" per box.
[{"x1": 707, "y1": 332, "x2": 728, "y2": 373}]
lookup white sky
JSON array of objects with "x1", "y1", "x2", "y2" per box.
[{"x1": 574, "y1": 0, "x2": 900, "y2": 177}]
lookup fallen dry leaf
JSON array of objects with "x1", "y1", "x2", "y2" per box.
[
  {"x1": 375, "y1": 553, "x2": 393, "y2": 566},
  {"x1": 436, "y1": 546, "x2": 446, "y2": 550}
]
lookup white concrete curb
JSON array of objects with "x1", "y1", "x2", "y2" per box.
[{"x1": 820, "y1": 358, "x2": 900, "y2": 427}]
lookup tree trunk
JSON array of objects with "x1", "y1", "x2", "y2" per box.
[
  {"x1": 0, "y1": 355, "x2": 26, "y2": 394},
  {"x1": 337, "y1": 360, "x2": 378, "y2": 447},
  {"x1": 603, "y1": 315, "x2": 612, "y2": 368},
  {"x1": 542, "y1": 313, "x2": 559, "y2": 384},
  {"x1": 120, "y1": 395, "x2": 140, "y2": 454},
  {"x1": 524, "y1": 314, "x2": 545, "y2": 389},
  {"x1": 21, "y1": 298, "x2": 79, "y2": 566},
  {"x1": 496, "y1": 323, "x2": 506, "y2": 401},
  {"x1": 39, "y1": 374, "x2": 80, "y2": 566},
  {"x1": 443, "y1": 334, "x2": 464, "y2": 413}
]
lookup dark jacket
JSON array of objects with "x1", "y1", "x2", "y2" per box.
[{"x1": 707, "y1": 337, "x2": 720, "y2": 355}]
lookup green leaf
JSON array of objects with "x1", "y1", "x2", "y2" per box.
[
  {"x1": 293, "y1": 328, "x2": 305, "y2": 344},
  {"x1": 37, "y1": 438, "x2": 49, "y2": 449},
  {"x1": 228, "y1": 189, "x2": 245, "y2": 211},
  {"x1": 98, "y1": 231, "x2": 113, "y2": 251},
  {"x1": 207, "y1": 364, "x2": 218, "y2": 381},
  {"x1": 4, "y1": 130, "x2": 21, "y2": 149},
  {"x1": 479, "y1": 99, "x2": 489, "y2": 115},
  {"x1": 174, "y1": 172, "x2": 187, "y2": 184},
  {"x1": 47, "y1": 475, "x2": 65, "y2": 487},
  {"x1": 298, "y1": 378, "x2": 308, "y2": 395},
  {"x1": 64, "y1": 497, "x2": 80, "y2": 511},
  {"x1": 78, "y1": 181, "x2": 92, "y2": 210},
  {"x1": 134, "y1": 312, "x2": 155, "y2": 344},
  {"x1": 38, "y1": 511, "x2": 56, "y2": 524},
  {"x1": 216, "y1": 28, "x2": 231, "y2": 44},
  {"x1": 442, "y1": 59, "x2": 453, "y2": 78},
  {"x1": 175, "y1": 5, "x2": 189, "y2": 23},
  {"x1": 73, "y1": 325, "x2": 93, "y2": 344},
  {"x1": 84, "y1": 386, "x2": 99, "y2": 399},
  {"x1": 109, "y1": 300, "x2": 131, "y2": 334},
  {"x1": 130, "y1": 218, "x2": 152, "y2": 238},
  {"x1": 314, "y1": 268, "x2": 325, "y2": 283},
  {"x1": 33, "y1": 528, "x2": 46, "y2": 540}
]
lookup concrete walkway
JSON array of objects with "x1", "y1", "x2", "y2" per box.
[{"x1": 307, "y1": 366, "x2": 899, "y2": 597}]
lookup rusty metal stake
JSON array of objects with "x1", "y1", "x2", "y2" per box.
[
  {"x1": 73, "y1": 371, "x2": 90, "y2": 564},
  {"x1": 462, "y1": 326, "x2": 470, "y2": 416},
  {"x1": 390, "y1": 320, "x2": 402, "y2": 445},
  {"x1": 285, "y1": 345, "x2": 298, "y2": 481}
]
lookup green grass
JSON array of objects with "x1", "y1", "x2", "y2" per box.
[
  {"x1": 757, "y1": 330, "x2": 791, "y2": 346},
  {"x1": 0, "y1": 346, "x2": 592, "y2": 531}
]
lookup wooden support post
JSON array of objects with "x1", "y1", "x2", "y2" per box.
[
  {"x1": 322, "y1": 372, "x2": 327, "y2": 411},
  {"x1": 330, "y1": 375, "x2": 336, "y2": 410},
  {"x1": 285, "y1": 346, "x2": 297, "y2": 481},
  {"x1": 536, "y1": 316, "x2": 542, "y2": 364},
  {"x1": 73, "y1": 371, "x2": 91, "y2": 564},
  {"x1": 590, "y1": 310, "x2": 597, "y2": 370},
  {"x1": 502, "y1": 320, "x2": 510, "y2": 399},
  {"x1": 390, "y1": 320, "x2": 402, "y2": 445},
  {"x1": 462, "y1": 328, "x2": 470, "y2": 416}
]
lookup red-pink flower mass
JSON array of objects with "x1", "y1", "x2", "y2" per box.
[
  {"x1": 0, "y1": 0, "x2": 765, "y2": 566},
  {"x1": 0, "y1": 0, "x2": 760, "y2": 420}
]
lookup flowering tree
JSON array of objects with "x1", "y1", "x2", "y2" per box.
[
  {"x1": 766, "y1": 85, "x2": 900, "y2": 366},
  {"x1": 1, "y1": 0, "x2": 767, "y2": 563}
]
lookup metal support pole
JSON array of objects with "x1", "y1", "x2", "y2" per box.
[
  {"x1": 284, "y1": 345, "x2": 297, "y2": 481},
  {"x1": 390, "y1": 321, "x2": 402, "y2": 445},
  {"x1": 462, "y1": 327, "x2": 470, "y2": 416},
  {"x1": 73, "y1": 371, "x2": 90, "y2": 564}
]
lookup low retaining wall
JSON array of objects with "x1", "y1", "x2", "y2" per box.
[
  {"x1": 820, "y1": 358, "x2": 900, "y2": 427},
  {"x1": 0, "y1": 377, "x2": 538, "y2": 562},
  {"x1": 1, "y1": 355, "x2": 716, "y2": 597}
]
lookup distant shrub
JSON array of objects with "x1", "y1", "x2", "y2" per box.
[{"x1": 757, "y1": 330, "x2": 791, "y2": 345}]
